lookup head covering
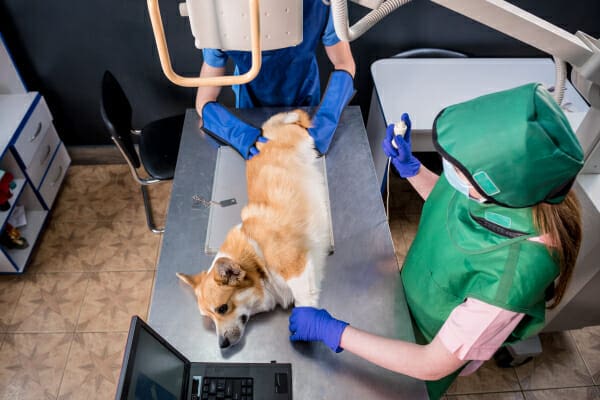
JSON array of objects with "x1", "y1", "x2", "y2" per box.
[{"x1": 433, "y1": 83, "x2": 584, "y2": 208}]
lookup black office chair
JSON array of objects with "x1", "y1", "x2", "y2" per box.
[
  {"x1": 392, "y1": 48, "x2": 467, "y2": 59},
  {"x1": 100, "y1": 70, "x2": 184, "y2": 233}
]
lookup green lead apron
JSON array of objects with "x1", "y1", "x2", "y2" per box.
[{"x1": 402, "y1": 176, "x2": 559, "y2": 399}]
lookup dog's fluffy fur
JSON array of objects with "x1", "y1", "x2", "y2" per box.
[{"x1": 178, "y1": 110, "x2": 330, "y2": 349}]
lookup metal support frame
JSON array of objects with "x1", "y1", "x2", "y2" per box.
[
  {"x1": 429, "y1": 0, "x2": 600, "y2": 169},
  {"x1": 333, "y1": 0, "x2": 600, "y2": 170},
  {"x1": 141, "y1": 185, "x2": 164, "y2": 234},
  {"x1": 147, "y1": 0, "x2": 262, "y2": 87},
  {"x1": 111, "y1": 137, "x2": 166, "y2": 234}
]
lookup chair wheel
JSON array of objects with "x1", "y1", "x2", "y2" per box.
[{"x1": 494, "y1": 347, "x2": 533, "y2": 368}]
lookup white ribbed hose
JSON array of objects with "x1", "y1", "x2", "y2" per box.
[
  {"x1": 553, "y1": 56, "x2": 567, "y2": 106},
  {"x1": 331, "y1": 0, "x2": 413, "y2": 42}
]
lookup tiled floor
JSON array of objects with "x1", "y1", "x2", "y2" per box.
[{"x1": 0, "y1": 164, "x2": 598, "y2": 399}]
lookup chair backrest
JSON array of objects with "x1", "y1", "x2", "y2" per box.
[
  {"x1": 392, "y1": 48, "x2": 467, "y2": 59},
  {"x1": 100, "y1": 71, "x2": 141, "y2": 168}
]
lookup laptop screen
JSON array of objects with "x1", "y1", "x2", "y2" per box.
[{"x1": 122, "y1": 320, "x2": 187, "y2": 400}]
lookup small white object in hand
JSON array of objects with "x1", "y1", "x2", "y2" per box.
[{"x1": 391, "y1": 121, "x2": 407, "y2": 149}]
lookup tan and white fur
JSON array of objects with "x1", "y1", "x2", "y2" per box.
[{"x1": 177, "y1": 110, "x2": 330, "y2": 349}]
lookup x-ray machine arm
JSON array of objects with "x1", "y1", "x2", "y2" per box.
[{"x1": 331, "y1": 0, "x2": 600, "y2": 169}]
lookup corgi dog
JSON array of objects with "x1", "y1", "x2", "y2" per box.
[{"x1": 177, "y1": 110, "x2": 330, "y2": 349}]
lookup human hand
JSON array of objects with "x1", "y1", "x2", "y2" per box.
[
  {"x1": 289, "y1": 307, "x2": 349, "y2": 353},
  {"x1": 308, "y1": 70, "x2": 355, "y2": 155},
  {"x1": 248, "y1": 136, "x2": 268, "y2": 159},
  {"x1": 382, "y1": 113, "x2": 421, "y2": 178},
  {"x1": 202, "y1": 102, "x2": 268, "y2": 160}
]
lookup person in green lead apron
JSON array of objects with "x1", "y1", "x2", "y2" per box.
[{"x1": 287, "y1": 84, "x2": 584, "y2": 399}]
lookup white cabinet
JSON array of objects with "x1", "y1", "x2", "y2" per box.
[{"x1": 0, "y1": 37, "x2": 71, "y2": 273}]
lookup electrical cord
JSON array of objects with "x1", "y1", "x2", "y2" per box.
[
  {"x1": 384, "y1": 121, "x2": 407, "y2": 221},
  {"x1": 386, "y1": 157, "x2": 392, "y2": 221}
]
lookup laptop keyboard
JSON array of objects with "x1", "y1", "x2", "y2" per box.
[{"x1": 192, "y1": 377, "x2": 254, "y2": 400}]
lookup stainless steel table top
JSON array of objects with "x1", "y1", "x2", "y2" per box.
[{"x1": 149, "y1": 106, "x2": 428, "y2": 399}]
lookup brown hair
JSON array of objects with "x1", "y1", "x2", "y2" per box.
[{"x1": 532, "y1": 190, "x2": 582, "y2": 308}]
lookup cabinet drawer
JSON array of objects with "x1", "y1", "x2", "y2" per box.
[
  {"x1": 27, "y1": 124, "x2": 60, "y2": 189},
  {"x1": 39, "y1": 143, "x2": 70, "y2": 208},
  {"x1": 14, "y1": 97, "x2": 52, "y2": 167}
]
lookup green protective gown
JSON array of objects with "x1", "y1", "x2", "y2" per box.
[{"x1": 402, "y1": 176, "x2": 559, "y2": 399}]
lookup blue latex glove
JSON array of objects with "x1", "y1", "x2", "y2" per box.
[
  {"x1": 201, "y1": 102, "x2": 268, "y2": 160},
  {"x1": 289, "y1": 307, "x2": 349, "y2": 353},
  {"x1": 382, "y1": 113, "x2": 421, "y2": 178},
  {"x1": 308, "y1": 70, "x2": 355, "y2": 155}
]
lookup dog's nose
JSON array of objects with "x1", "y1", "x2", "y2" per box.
[{"x1": 219, "y1": 337, "x2": 230, "y2": 348}]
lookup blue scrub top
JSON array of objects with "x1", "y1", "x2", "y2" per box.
[{"x1": 202, "y1": 0, "x2": 340, "y2": 108}]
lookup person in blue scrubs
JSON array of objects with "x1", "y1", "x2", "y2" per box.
[{"x1": 197, "y1": 0, "x2": 356, "y2": 159}]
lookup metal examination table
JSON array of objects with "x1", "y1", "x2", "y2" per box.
[{"x1": 148, "y1": 106, "x2": 428, "y2": 399}]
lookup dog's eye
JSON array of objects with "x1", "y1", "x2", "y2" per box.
[{"x1": 216, "y1": 304, "x2": 228, "y2": 314}]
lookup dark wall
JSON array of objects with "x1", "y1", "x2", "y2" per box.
[{"x1": 1, "y1": 0, "x2": 599, "y2": 146}]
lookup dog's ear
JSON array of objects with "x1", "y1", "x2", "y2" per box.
[
  {"x1": 292, "y1": 109, "x2": 312, "y2": 129},
  {"x1": 176, "y1": 271, "x2": 205, "y2": 288},
  {"x1": 214, "y1": 257, "x2": 246, "y2": 286}
]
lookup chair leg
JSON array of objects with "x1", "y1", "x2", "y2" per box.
[{"x1": 141, "y1": 185, "x2": 164, "y2": 234}]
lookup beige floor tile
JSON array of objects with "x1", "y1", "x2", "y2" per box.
[
  {"x1": 392, "y1": 213, "x2": 420, "y2": 249},
  {"x1": 9, "y1": 273, "x2": 89, "y2": 332},
  {"x1": 28, "y1": 222, "x2": 106, "y2": 273},
  {"x1": 52, "y1": 182, "x2": 142, "y2": 223},
  {"x1": 156, "y1": 233, "x2": 165, "y2": 266},
  {"x1": 0, "y1": 276, "x2": 25, "y2": 332},
  {"x1": 523, "y1": 386, "x2": 600, "y2": 400},
  {"x1": 515, "y1": 332, "x2": 594, "y2": 390},
  {"x1": 388, "y1": 217, "x2": 409, "y2": 267},
  {"x1": 52, "y1": 164, "x2": 144, "y2": 223},
  {"x1": 76, "y1": 271, "x2": 154, "y2": 332},
  {"x1": 60, "y1": 165, "x2": 138, "y2": 202},
  {"x1": 571, "y1": 325, "x2": 600, "y2": 384},
  {"x1": 146, "y1": 181, "x2": 172, "y2": 223},
  {"x1": 447, "y1": 392, "x2": 525, "y2": 400},
  {"x1": 388, "y1": 207, "x2": 422, "y2": 269},
  {"x1": 51, "y1": 190, "x2": 104, "y2": 221},
  {"x1": 0, "y1": 333, "x2": 72, "y2": 400},
  {"x1": 63, "y1": 164, "x2": 132, "y2": 187},
  {"x1": 93, "y1": 187, "x2": 145, "y2": 223},
  {"x1": 92, "y1": 222, "x2": 160, "y2": 271},
  {"x1": 57, "y1": 332, "x2": 128, "y2": 400},
  {"x1": 447, "y1": 360, "x2": 521, "y2": 395}
]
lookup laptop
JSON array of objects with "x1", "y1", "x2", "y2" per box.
[{"x1": 115, "y1": 316, "x2": 292, "y2": 400}]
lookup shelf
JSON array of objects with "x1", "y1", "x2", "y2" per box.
[
  {"x1": 4, "y1": 209, "x2": 47, "y2": 272},
  {"x1": 0, "y1": 177, "x2": 26, "y2": 230}
]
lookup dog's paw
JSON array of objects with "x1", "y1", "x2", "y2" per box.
[{"x1": 292, "y1": 293, "x2": 320, "y2": 308}]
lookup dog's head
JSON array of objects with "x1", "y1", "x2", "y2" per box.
[
  {"x1": 259, "y1": 109, "x2": 312, "y2": 143},
  {"x1": 177, "y1": 254, "x2": 266, "y2": 349}
]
